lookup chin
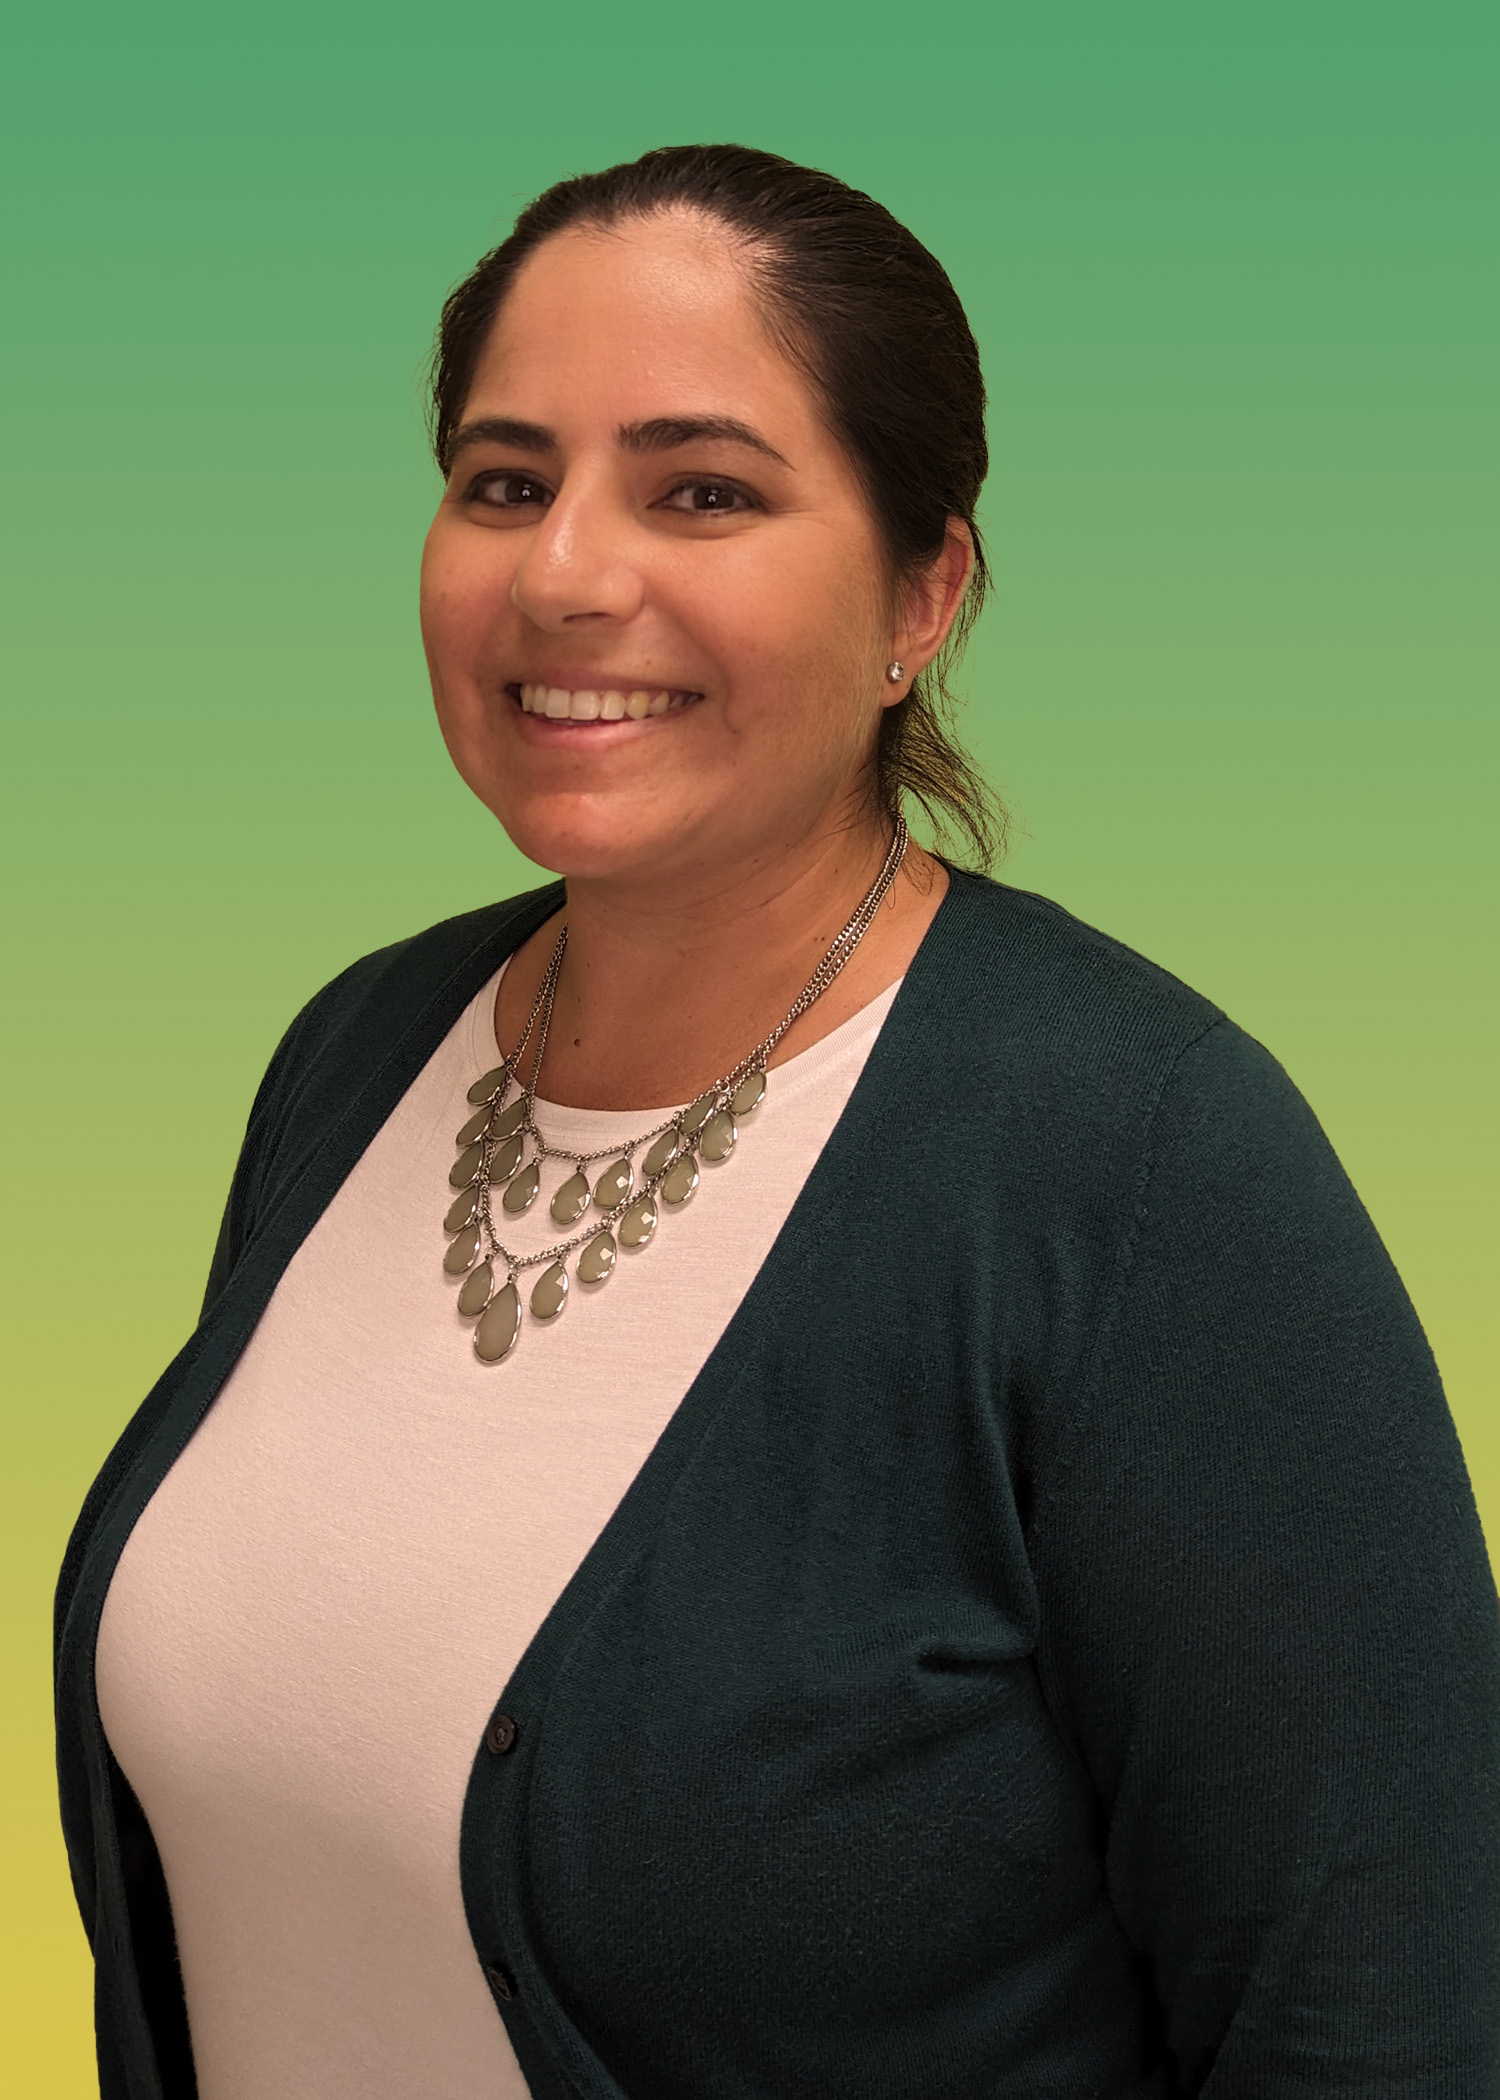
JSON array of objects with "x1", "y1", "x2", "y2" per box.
[{"x1": 493, "y1": 799, "x2": 694, "y2": 885}]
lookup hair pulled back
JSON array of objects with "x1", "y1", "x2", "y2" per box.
[{"x1": 430, "y1": 143, "x2": 1004, "y2": 868}]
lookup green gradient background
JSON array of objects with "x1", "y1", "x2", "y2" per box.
[{"x1": 4, "y1": 3, "x2": 1495, "y2": 2085}]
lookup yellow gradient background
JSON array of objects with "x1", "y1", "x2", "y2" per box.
[{"x1": 3, "y1": 3, "x2": 1495, "y2": 2086}]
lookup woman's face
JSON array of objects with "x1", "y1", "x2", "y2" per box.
[{"x1": 420, "y1": 211, "x2": 942, "y2": 887}]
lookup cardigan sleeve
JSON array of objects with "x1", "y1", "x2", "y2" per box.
[{"x1": 1030, "y1": 1017, "x2": 1500, "y2": 2097}]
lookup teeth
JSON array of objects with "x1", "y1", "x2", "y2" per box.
[{"x1": 516, "y1": 682, "x2": 698, "y2": 720}]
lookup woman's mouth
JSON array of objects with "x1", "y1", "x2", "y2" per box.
[{"x1": 510, "y1": 682, "x2": 703, "y2": 721}]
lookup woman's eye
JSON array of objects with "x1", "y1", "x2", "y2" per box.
[
  {"x1": 661, "y1": 480, "x2": 757, "y2": 515},
  {"x1": 468, "y1": 471, "x2": 553, "y2": 510}
]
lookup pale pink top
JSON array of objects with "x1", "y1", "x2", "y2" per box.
[{"x1": 96, "y1": 963, "x2": 901, "y2": 2100}]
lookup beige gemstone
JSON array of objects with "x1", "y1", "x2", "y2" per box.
[
  {"x1": 594, "y1": 1157, "x2": 634, "y2": 1209},
  {"x1": 490, "y1": 1132, "x2": 525, "y2": 1182},
  {"x1": 493, "y1": 1097, "x2": 528, "y2": 1141},
  {"x1": 618, "y1": 1194, "x2": 658, "y2": 1247},
  {"x1": 467, "y1": 1064, "x2": 509, "y2": 1105},
  {"x1": 474, "y1": 1281, "x2": 522, "y2": 1361},
  {"x1": 502, "y1": 1161, "x2": 540, "y2": 1214},
  {"x1": 456, "y1": 1105, "x2": 493, "y2": 1148},
  {"x1": 457, "y1": 1260, "x2": 495, "y2": 1317},
  {"x1": 699, "y1": 1109, "x2": 736, "y2": 1163},
  {"x1": 643, "y1": 1130, "x2": 679, "y2": 1178},
  {"x1": 551, "y1": 1169, "x2": 590, "y2": 1225},
  {"x1": 578, "y1": 1231, "x2": 617, "y2": 1285},
  {"x1": 530, "y1": 1261, "x2": 570, "y2": 1321},
  {"x1": 443, "y1": 1221, "x2": 482, "y2": 1275},
  {"x1": 444, "y1": 1186, "x2": 479, "y2": 1235},
  {"x1": 661, "y1": 1152, "x2": 699, "y2": 1207},
  {"x1": 450, "y1": 1140, "x2": 486, "y2": 1189},
  {"x1": 681, "y1": 1092, "x2": 717, "y2": 1137},
  {"x1": 731, "y1": 1070, "x2": 767, "y2": 1117}
]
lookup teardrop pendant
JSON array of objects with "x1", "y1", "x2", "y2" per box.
[
  {"x1": 643, "y1": 1129, "x2": 680, "y2": 1178},
  {"x1": 551, "y1": 1168, "x2": 591, "y2": 1226},
  {"x1": 489, "y1": 1131, "x2": 525, "y2": 1183},
  {"x1": 450, "y1": 1140, "x2": 486, "y2": 1189},
  {"x1": 502, "y1": 1160, "x2": 541, "y2": 1215},
  {"x1": 699, "y1": 1109, "x2": 736, "y2": 1162},
  {"x1": 661, "y1": 1151, "x2": 699, "y2": 1207},
  {"x1": 444, "y1": 1185, "x2": 480, "y2": 1235},
  {"x1": 577, "y1": 1230, "x2": 617, "y2": 1285},
  {"x1": 457, "y1": 1260, "x2": 495, "y2": 1317},
  {"x1": 455, "y1": 1105, "x2": 495, "y2": 1148},
  {"x1": 492, "y1": 1097, "x2": 528, "y2": 1141},
  {"x1": 467, "y1": 1064, "x2": 510, "y2": 1106},
  {"x1": 681, "y1": 1092, "x2": 717, "y2": 1138},
  {"x1": 530, "y1": 1261, "x2": 569, "y2": 1321},
  {"x1": 594, "y1": 1156, "x2": 634, "y2": 1209},
  {"x1": 731, "y1": 1069, "x2": 766, "y2": 1117},
  {"x1": 444, "y1": 1221, "x2": 482, "y2": 1274},
  {"x1": 474, "y1": 1280, "x2": 522, "y2": 1361},
  {"x1": 618, "y1": 1193, "x2": 658, "y2": 1247}
]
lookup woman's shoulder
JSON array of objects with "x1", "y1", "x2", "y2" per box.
[
  {"x1": 198, "y1": 883, "x2": 564, "y2": 1311},
  {"x1": 929, "y1": 869, "x2": 1227, "y2": 1079},
  {"x1": 925, "y1": 875, "x2": 1391, "y2": 1339},
  {"x1": 924, "y1": 870, "x2": 1316, "y2": 1169},
  {"x1": 269, "y1": 882, "x2": 562, "y2": 1078},
  {"x1": 937, "y1": 869, "x2": 1218, "y2": 1033},
  {"x1": 300, "y1": 882, "x2": 562, "y2": 1030},
  {"x1": 234, "y1": 883, "x2": 563, "y2": 1169}
]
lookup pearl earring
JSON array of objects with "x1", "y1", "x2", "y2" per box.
[{"x1": 885, "y1": 661, "x2": 905, "y2": 684}]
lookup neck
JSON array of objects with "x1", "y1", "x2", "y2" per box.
[{"x1": 497, "y1": 813, "x2": 949, "y2": 1112}]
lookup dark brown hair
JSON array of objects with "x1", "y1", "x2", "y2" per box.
[{"x1": 430, "y1": 144, "x2": 1004, "y2": 867}]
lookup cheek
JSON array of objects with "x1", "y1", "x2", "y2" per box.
[
  {"x1": 417, "y1": 530, "x2": 459, "y2": 682},
  {"x1": 419, "y1": 523, "x2": 512, "y2": 677},
  {"x1": 419, "y1": 544, "x2": 503, "y2": 788},
  {"x1": 730, "y1": 550, "x2": 888, "y2": 749},
  {"x1": 708, "y1": 518, "x2": 885, "y2": 663}
]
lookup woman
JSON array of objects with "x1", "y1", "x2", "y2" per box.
[{"x1": 56, "y1": 145, "x2": 1500, "y2": 2099}]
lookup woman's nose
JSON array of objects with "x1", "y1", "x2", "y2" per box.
[{"x1": 509, "y1": 484, "x2": 645, "y2": 630}]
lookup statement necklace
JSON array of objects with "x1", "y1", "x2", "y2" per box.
[{"x1": 442, "y1": 819, "x2": 909, "y2": 1362}]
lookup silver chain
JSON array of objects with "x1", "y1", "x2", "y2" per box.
[{"x1": 464, "y1": 818, "x2": 909, "y2": 1283}]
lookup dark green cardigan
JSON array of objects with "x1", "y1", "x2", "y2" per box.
[{"x1": 55, "y1": 872, "x2": 1500, "y2": 2098}]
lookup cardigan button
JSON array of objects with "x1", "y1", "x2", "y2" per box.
[
  {"x1": 486, "y1": 1712, "x2": 518, "y2": 1755},
  {"x1": 486, "y1": 1962, "x2": 517, "y2": 2001}
]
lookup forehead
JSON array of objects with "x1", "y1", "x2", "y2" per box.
[{"x1": 465, "y1": 213, "x2": 822, "y2": 434}]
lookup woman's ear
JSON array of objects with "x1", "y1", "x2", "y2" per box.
[{"x1": 886, "y1": 520, "x2": 975, "y2": 699}]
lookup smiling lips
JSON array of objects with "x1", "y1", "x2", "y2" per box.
[{"x1": 514, "y1": 681, "x2": 702, "y2": 721}]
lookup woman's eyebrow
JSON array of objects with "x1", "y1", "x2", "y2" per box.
[
  {"x1": 619, "y1": 416, "x2": 790, "y2": 467},
  {"x1": 446, "y1": 413, "x2": 790, "y2": 468},
  {"x1": 447, "y1": 416, "x2": 556, "y2": 458}
]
